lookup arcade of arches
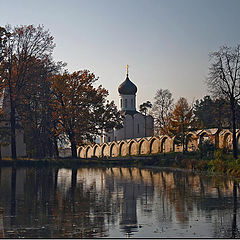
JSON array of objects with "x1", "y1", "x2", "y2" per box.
[{"x1": 78, "y1": 128, "x2": 240, "y2": 158}]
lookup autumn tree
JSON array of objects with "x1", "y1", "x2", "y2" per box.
[
  {"x1": 51, "y1": 70, "x2": 122, "y2": 158},
  {"x1": 207, "y1": 45, "x2": 240, "y2": 159},
  {"x1": 0, "y1": 25, "x2": 55, "y2": 159},
  {"x1": 16, "y1": 57, "x2": 64, "y2": 158},
  {"x1": 150, "y1": 89, "x2": 174, "y2": 135},
  {"x1": 169, "y1": 97, "x2": 196, "y2": 153}
]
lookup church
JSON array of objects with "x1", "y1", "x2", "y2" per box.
[{"x1": 101, "y1": 67, "x2": 154, "y2": 143}]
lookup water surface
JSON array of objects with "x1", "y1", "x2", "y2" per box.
[{"x1": 0, "y1": 166, "x2": 239, "y2": 238}]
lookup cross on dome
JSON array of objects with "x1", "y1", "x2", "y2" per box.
[{"x1": 118, "y1": 65, "x2": 137, "y2": 95}]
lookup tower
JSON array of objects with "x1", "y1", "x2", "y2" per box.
[
  {"x1": 101, "y1": 65, "x2": 154, "y2": 143},
  {"x1": 118, "y1": 65, "x2": 137, "y2": 113}
]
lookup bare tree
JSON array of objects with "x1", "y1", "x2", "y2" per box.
[
  {"x1": 207, "y1": 45, "x2": 240, "y2": 159},
  {"x1": 0, "y1": 27, "x2": 7, "y2": 62},
  {"x1": 0, "y1": 25, "x2": 55, "y2": 159},
  {"x1": 150, "y1": 89, "x2": 174, "y2": 135}
]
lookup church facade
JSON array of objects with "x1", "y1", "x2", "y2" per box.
[{"x1": 101, "y1": 69, "x2": 154, "y2": 143}]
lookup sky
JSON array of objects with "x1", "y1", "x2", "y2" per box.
[{"x1": 1, "y1": 0, "x2": 240, "y2": 109}]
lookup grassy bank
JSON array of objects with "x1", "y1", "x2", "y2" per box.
[
  {"x1": 147, "y1": 150, "x2": 240, "y2": 179},
  {"x1": 0, "y1": 150, "x2": 240, "y2": 179}
]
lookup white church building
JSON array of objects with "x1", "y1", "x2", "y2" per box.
[{"x1": 101, "y1": 68, "x2": 154, "y2": 143}]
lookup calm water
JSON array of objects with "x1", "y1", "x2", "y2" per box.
[{"x1": 0, "y1": 166, "x2": 239, "y2": 238}]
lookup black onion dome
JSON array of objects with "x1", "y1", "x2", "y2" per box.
[{"x1": 118, "y1": 75, "x2": 137, "y2": 95}]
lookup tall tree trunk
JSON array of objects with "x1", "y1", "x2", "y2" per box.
[
  {"x1": 71, "y1": 141, "x2": 77, "y2": 158},
  {"x1": 54, "y1": 169, "x2": 59, "y2": 191},
  {"x1": 10, "y1": 99, "x2": 17, "y2": 160},
  {"x1": 231, "y1": 99, "x2": 238, "y2": 159},
  {"x1": 53, "y1": 136, "x2": 59, "y2": 158},
  {"x1": 182, "y1": 124, "x2": 186, "y2": 154},
  {"x1": 69, "y1": 130, "x2": 77, "y2": 158}
]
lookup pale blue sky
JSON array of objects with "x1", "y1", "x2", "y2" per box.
[{"x1": 1, "y1": 0, "x2": 240, "y2": 109}]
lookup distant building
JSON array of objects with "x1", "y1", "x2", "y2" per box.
[
  {"x1": 0, "y1": 88, "x2": 26, "y2": 157},
  {"x1": 101, "y1": 67, "x2": 154, "y2": 143}
]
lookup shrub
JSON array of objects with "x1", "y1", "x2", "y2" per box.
[
  {"x1": 199, "y1": 140, "x2": 215, "y2": 159},
  {"x1": 214, "y1": 148, "x2": 225, "y2": 161},
  {"x1": 208, "y1": 159, "x2": 225, "y2": 172}
]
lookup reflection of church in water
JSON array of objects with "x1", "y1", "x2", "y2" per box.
[
  {"x1": 101, "y1": 66, "x2": 154, "y2": 143},
  {"x1": 104, "y1": 168, "x2": 155, "y2": 236}
]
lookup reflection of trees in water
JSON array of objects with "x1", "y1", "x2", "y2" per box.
[
  {"x1": 0, "y1": 167, "x2": 239, "y2": 238},
  {"x1": 2, "y1": 167, "x2": 115, "y2": 238},
  {"x1": 211, "y1": 181, "x2": 240, "y2": 238},
  {"x1": 10, "y1": 167, "x2": 16, "y2": 227},
  {"x1": 53, "y1": 168, "x2": 115, "y2": 238},
  {"x1": 154, "y1": 170, "x2": 240, "y2": 238}
]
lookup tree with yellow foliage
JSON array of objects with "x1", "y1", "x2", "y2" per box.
[{"x1": 169, "y1": 97, "x2": 196, "y2": 153}]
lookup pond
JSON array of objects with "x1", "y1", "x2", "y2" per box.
[{"x1": 0, "y1": 166, "x2": 239, "y2": 238}]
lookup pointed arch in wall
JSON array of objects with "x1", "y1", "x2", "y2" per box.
[
  {"x1": 101, "y1": 143, "x2": 109, "y2": 157},
  {"x1": 110, "y1": 142, "x2": 119, "y2": 157},
  {"x1": 198, "y1": 131, "x2": 209, "y2": 144},
  {"x1": 119, "y1": 140, "x2": 128, "y2": 156},
  {"x1": 139, "y1": 138, "x2": 150, "y2": 155},
  {"x1": 77, "y1": 146, "x2": 84, "y2": 158},
  {"x1": 128, "y1": 139, "x2": 139, "y2": 156},
  {"x1": 186, "y1": 132, "x2": 198, "y2": 152},
  {"x1": 160, "y1": 135, "x2": 172, "y2": 153},
  {"x1": 86, "y1": 146, "x2": 92, "y2": 158},
  {"x1": 149, "y1": 137, "x2": 159, "y2": 154},
  {"x1": 80, "y1": 147, "x2": 86, "y2": 158},
  {"x1": 222, "y1": 131, "x2": 232, "y2": 150},
  {"x1": 93, "y1": 144, "x2": 101, "y2": 158}
]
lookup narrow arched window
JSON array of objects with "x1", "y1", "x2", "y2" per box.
[
  {"x1": 120, "y1": 99, "x2": 123, "y2": 108},
  {"x1": 125, "y1": 99, "x2": 127, "y2": 108}
]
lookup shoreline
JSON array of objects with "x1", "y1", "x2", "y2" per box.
[{"x1": 0, "y1": 151, "x2": 239, "y2": 181}]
